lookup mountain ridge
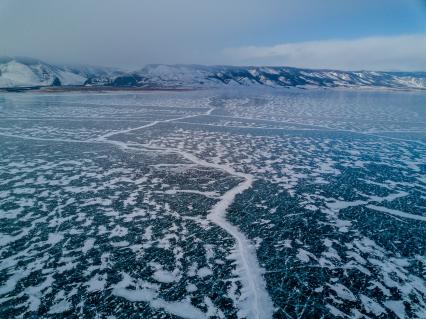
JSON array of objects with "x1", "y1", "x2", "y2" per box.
[{"x1": 1, "y1": 56, "x2": 425, "y2": 90}]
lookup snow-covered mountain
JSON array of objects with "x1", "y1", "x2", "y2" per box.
[
  {"x1": 62, "y1": 64, "x2": 125, "y2": 86},
  {"x1": 1, "y1": 57, "x2": 425, "y2": 90},
  {"x1": 0, "y1": 57, "x2": 123, "y2": 88},
  {"x1": 0, "y1": 57, "x2": 86, "y2": 88},
  {"x1": 123, "y1": 64, "x2": 426, "y2": 90}
]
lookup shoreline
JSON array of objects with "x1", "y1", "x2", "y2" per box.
[
  {"x1": 0, "y1": 85, "x2": 425, "y2": 94},
  {"x1": 0, "y1": 86, "x2": 195, "y2": 94}
]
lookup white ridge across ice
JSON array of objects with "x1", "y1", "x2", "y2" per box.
[
  {"x1": 98, "y1": 107, "x2": 275, "y2": 319},
  {"x1": 1, "y1": 105, "x2": 274, "y2": 317},
  {"x1": 173, "y1": 150, "x2": 274, "y2": 319},
  {"x1": 98, "y1": 113, "x2": 199, "y2": 140},
  {"x1": 367, "y1": 205, "x2": 426, "y2": 222}
]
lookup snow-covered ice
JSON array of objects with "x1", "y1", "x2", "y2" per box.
[{"x1": 0, "y1": 88, "x2": 425, "y2": 318}]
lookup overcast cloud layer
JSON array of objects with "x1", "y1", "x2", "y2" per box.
[
  {"x1": 224, "y1": 35, "x2": 426, "y2": 71},
  {"x1": 0, "y1": 0, "x2": 425, "y2": 70}
]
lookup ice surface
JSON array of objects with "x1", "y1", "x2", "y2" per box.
[{"x1": 0, "y1": 88, "x2": 425, "y2": 318}]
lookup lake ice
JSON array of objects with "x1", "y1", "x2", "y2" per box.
[{"x1": 0, "y1": 88, "x2": 425, "y2": 318}]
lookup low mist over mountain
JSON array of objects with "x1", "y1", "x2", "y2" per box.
[{"x1": 1, "y1": 56, "x2": 425, "y2": 90}]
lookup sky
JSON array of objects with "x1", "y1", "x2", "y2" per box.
[{"x1": 0, "y1": 0, "x2": 425, "y2": 70}]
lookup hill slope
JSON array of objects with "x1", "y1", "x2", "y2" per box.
[
  {"x1": 0, "y1": 57, "x2": 86, "y2": 88},
  {"x1": 1, "y1": 57, "x2": 425, "y2": 90}
]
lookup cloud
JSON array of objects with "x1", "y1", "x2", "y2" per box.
[
  {"x1": 0, "y1": 1, "x2": 425, "y2": 69},
  {"x1": 0, "y1": 0, "x2": 290, "y2": 68},
  {"x1": 222, "y1": 35, "x2": 426, "y2": 71}
]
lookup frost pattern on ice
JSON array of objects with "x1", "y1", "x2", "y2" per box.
[{"x1": 0, "y1": 89, "x2": 425, "y2": 318}]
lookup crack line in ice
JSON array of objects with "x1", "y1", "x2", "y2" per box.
[
  {"x1": 117, "y1": 142, "x2": 275, "y2": 318},
  {"x1": 1, "y1": 106, "x2": 273, "y2": 318},
  {"x1": 367, "y1": 205, "x2": 426, "y2": 222},
  {"x1": 0, "y1": 132, "x2": 102, "y2": 143},
  {"x1": 97, "y1": 110, "x2": 213, "y2": 141},
  {"x1": 207, "y1": 115, "x2": 426, "y2": 145},
  {"x1": 174, "y1": 121, "x2": 315, "y2": 131},
  {"x1": 100, "y1": 107, "x2": 274, "y2": 318},
  {"x1": 172, "y1": 149, "x2": 275, "y2": 319}
]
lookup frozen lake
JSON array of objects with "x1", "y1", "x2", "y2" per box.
[{"x1": 0, "y1": 88, "x2": 425, "y2": 318}]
